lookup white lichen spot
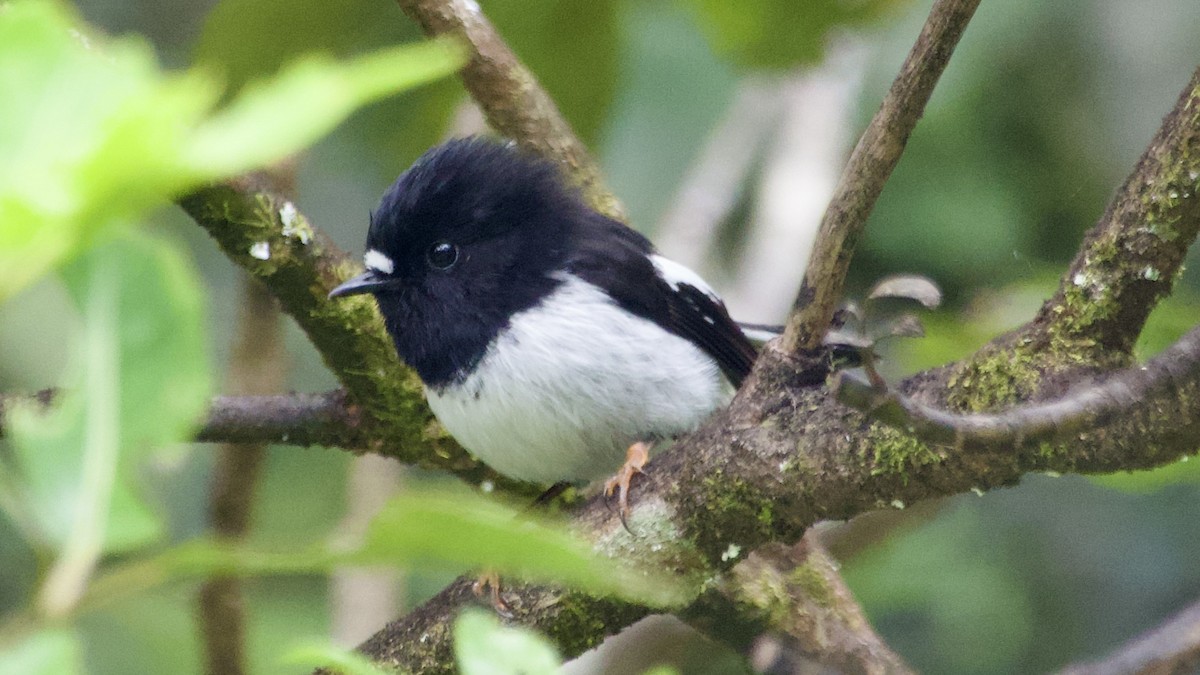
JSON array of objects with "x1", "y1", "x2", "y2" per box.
[
  {"x1": 890, "y1": 499, "x2": 905, "y2": 510},
  {"x1": 1180, "y1": 455, "x2": 1190, "y2": 463},
  {"x1": 1073, "y1": 272, "x2": 1087, "y2": 286},
  {"x1": 721, "y1": 543, "x2": 742, "y2": 561},
  {"x1": 650, "y1": 543, "x2": 663, "y2": 552},
  {"x1": 249, "y1": 241, "x2": 270, "y2": 260},
  {"x1": 971, "y1": 487, "x2": 985, "y2": 497},
  {"x1": 1169, "y1": 190, "x2": 1180, "y2": 200},
  {"x1": 1044, "y1": 470, "x2": 1061, "y2": 478},
  {"x1": 279, "y1": 202, "x2": 311, "y2": 244},
  {"x1": 1142, "y1": 266, "x2": 1161, "y2": 281},
  {"x1": 459, "y1": 0, "x2": 482, "y2": 13},
  {"x1": 480, "y1": 480, "x2": 494, "y2": 493},
  {"x1": 279, "y1": 201, "x2": 298, "y2": 227}
]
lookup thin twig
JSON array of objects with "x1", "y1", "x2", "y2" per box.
[
  {"x1": 780, "y1": 0, "x2": 982, "y2": 354},
  {"x1": 198, "y1": 276, "x2": 285, "y2": 675},
  {"x1": 834, "y1": 323, "x2": 1200, "y2": 454},
  {"x1": 394, "y1": 0, "x2": 624, "y2": 221}
]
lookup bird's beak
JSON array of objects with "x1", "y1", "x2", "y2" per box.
[{"x1": 329, "y1": 270, "x2": 390, "y2": 299}]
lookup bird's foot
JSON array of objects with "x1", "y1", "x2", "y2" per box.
[
  {"x1": 472, "y1": 570, "x2": 512, "y2": 618},
  {"x1": 603, "y1": 441, "x2": 651, "y2": 530}
]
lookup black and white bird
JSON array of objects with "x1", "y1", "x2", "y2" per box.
[{"x1": 330, "y1": 137, "x2": 760, "y2": 510}]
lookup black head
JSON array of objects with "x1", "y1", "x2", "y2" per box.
[{"x1": 329, "y1": 137, "x2": 592, "y2": 387}]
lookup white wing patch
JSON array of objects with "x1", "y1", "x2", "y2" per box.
[
  {"x1": 650, "y1": 255, "x2": 720, "y2": 301},
  {"x1": 364, "y1": 249, "x2": 395, "y2": 275}
]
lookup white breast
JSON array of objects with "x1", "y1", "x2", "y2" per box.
[{"x1": 425, "y1": 274, "x2": 730, "y2": 483}]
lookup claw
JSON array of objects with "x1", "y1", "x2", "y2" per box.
[
  {"x1": 472, "y1": 570, "x2": 512, "y2": 618},
  {"x1": 603, "y1": 441, "x2": 651, "y2": 531}
]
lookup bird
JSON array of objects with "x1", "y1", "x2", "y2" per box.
[{"x1": 329, "y1": 136, "x2": 759, "y2": 515}]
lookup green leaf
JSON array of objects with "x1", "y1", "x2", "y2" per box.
[
  {"x1": 678, "y1": 0, "x2": 899, "y2": 69},
  {"x1": 193, "y1": 0, "x2": 461, "y2": 173},
  {"x1": 350, "y1": 487, "x2": 686, "y2": 605},
  {"x1": 282, "y1": 643, "x2": 397, "y2": 675},
  {"x1": 0, "y1": 628, "x2": 83, "y2": 675},
  {"x1": 0, "y1": 1, "x2": 221, "y2": 301},
  {"x1": 5, "y1": 234, "x2": 211, "y2": 567},
  {"x1": 0, "y1": 0, "x2": 464, "y2": 301},
  {"x1": 454, "y1": 609, "x2": 560, "y2": 675},
  {"x1": 82, "y1": 486, "x2": 686, "y2": 612},
  {"x1": 182, "y1": 38, "x2": 466, "y2": 177}
]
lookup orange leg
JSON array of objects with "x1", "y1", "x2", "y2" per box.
[
  {"x1": 603, "y1": 441, "x2": 652, "y2": 525},
  {"x1": 472, "y1": 569, "x2": 512, "y2": 618}
]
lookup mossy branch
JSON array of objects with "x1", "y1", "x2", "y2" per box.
[{"x1": 834, "y1": 323, "x2": 1200, "y2": 453}]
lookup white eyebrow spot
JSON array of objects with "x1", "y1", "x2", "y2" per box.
[{"x1": 364, "y1": 249, "x2": 395, "y2": 275}]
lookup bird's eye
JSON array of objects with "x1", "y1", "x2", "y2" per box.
[{"x1": 426, "y1": 241, "x2": 459, "y2": 270}]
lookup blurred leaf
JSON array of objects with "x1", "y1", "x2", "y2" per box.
[
  {"x1": 487, "y1": 0, "x2": 620, "y2": 144},
  {"x1": 6, "y1": 234, "x2": 211, "y2": 559},
  {"x1": 454, "y1": 609, "x2": 560, "y2": 675},
  {"x1": 84, "y1": 486, "x2": 686, "y2": 611},
  {"x1": 283, "y1": 643, "x2": 393, "y2": 675},
  {"x1": 194, "y1": 0, "x2": 462, "y2": 174},
  {"x1": 0, "y1": 0, "x2": 464, "y2": 301},
  {"x1": 184, "y1": 38, "x2": 466, "y2": 177},
  {"x1": 868, "y1": 274, "x2": 943, "y2": 309},
  {"x1": 1090, "y1": 457, "x2": 1200, "y2": 494},
  {"x1": 352, "y1": 488, "x2": 686, "y2": 606},
  {"x1": 0, "y1": 1, "x2": 219, "y2": 300},
  {"x1": 678, "y1": 0, "x2": 897, "y2": 69},
  {"x1": 0, "y1": 628, "x2": 83, "y2": 675}
]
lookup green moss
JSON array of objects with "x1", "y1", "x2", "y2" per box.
[
  {"x1": 946, "y1": 347, "x2": 1042, "y2": 412},
  {"x1": 693, "y1": 475, "x2": 777, "y2": 563},
  {"x1": 866, "y1": 425, "x2": 943, "y2": 478},
  {"x1": 788, "y1": 563, "x2": 834, "y2": 608}
]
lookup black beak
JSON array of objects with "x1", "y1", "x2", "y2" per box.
[{"x1": 329, "y1": 270, "x2": 391, "y2": 299}]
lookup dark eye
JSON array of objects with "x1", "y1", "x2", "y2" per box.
[{"x1": 426, "y1": 241, "x2": 459, "y2": 270}]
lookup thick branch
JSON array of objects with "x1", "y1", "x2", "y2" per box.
[
  {"x1": 781, "y1": 0, "x2": 982, "y2": 353},
  {"x1": 946, "y1": 68, "x2": 1200, "y2": 414},
  {"x1": 394, "y1": 0, "x2": 623, "y2": 221},
  {"x1": 1059, "y1": 598, "x2": 1200, "y2": 675},
  {"x1": 703, "y1": 537, "x2": 912, "y2": 675},
  {"x1": 1035, "y1": 70, "x2": 1200, "y2": 357}
]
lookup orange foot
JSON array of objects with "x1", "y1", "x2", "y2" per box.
[
  {"x1": 472, "y1": 569, "x2": 512, "y2": 618},
  {"x1": 603, "y1": 441, "x2": 652, "y2": 527}
]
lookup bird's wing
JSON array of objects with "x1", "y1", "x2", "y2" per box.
[{"x1": 566, "y1": 216, "x2": 757, "y2": 387}]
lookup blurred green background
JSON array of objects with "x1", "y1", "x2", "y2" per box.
[{"x1": 1, "y1": 0, "x2": 1199, "y2": 673}]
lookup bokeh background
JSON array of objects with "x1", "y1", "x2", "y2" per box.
[{"x1": 2, "y1": 0, "x2": 1199, "y2": 672}]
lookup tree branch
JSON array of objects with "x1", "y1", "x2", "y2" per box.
[
  {"x1": 198, "y1": 276, "x2": 285, "y2": 675},
  {"x1": 704, "y1": 536, "x2": 912, "y2": 675},
  {"x1": 833, "y1": 322, "x2": 1200, "y2": 453},
  {"x1": 780, "y1": 0, "x2": 982, "y2": 354},
  {"x1": 946, "y1": 67, "x2": 1200, "y2": 414}
]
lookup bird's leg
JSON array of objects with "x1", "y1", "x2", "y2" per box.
[
  {"x1": 603, "y1": 441, "x2": 652, "y2": 527},
  {"x1": 472, "y1": 481, "x2": 571, "y2": 616},
  {"x1": 472, "y1": 569, "x2": 512, "y2": 618}
]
